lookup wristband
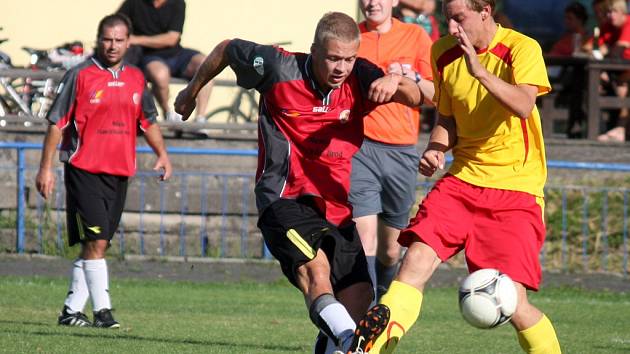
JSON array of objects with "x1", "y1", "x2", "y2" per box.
[{"x1": 415, "y1": 72, "x2": 422, "y2": 84}]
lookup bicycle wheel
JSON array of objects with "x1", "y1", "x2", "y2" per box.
[{"x1": 204, "y1": 107, "x2": 250, "y2": 123}]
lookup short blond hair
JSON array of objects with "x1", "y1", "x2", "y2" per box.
[
  {"x1": 608, "y1": 0, "x2": 628, "y2": 14},
  {"x1": 313, "y1": 12, "x2": 360, "y2": 48}
]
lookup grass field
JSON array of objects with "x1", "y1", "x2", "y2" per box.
[{"x1": 1, "y1": 276, "x2": 629, "y2": 354}]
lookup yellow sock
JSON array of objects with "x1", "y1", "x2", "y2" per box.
[
  {"x1": 370, "y1": 280, "x2": 423, "y2": 354},
  {"x1": 517, "y1": 314, "x2": 562, "y2": 354}
]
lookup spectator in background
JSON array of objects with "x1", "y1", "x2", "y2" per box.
[
  {"x1": 118, "y1": 0, "x2": 212, "y2": 122},
  {"x1": 396, "y1": 0, "x2": 441, "y2": 41},
  {"x1": 351, "y1": 0, "x2": 434, "y2": 308},
  {"x1": 549, "y1": 2, "x2": 589, "y2": 56},
  {"x1": 548, "y1": 2, "x2": 589, "y2": 138},
  {"x1": 598, "y1": 0, "x2": 630, "y2": 142},
  {"x1": 36, "y1": 14, "x2": 171, "y2": 329}
]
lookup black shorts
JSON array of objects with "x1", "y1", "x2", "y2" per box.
[
  {"x1": 64, "y1": 164, "x2": 128, "y2": 247},
  {"x1": 257, "y1": 198, "x2": 371, "y2": 293},
  {"x1": 140, "y1": 48, "x2": 200, "y2": 79}
]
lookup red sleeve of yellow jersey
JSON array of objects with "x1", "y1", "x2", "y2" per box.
[
  {"x1": 511, "y1": 38, "x2": 551, "y2": 96},
  {"x1": 431, "y1": 41, "x2": 454, "y2": 117}
]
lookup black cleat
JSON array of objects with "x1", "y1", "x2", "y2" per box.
[
  {"x1": 58, "y1": 306, "x2": 91, "y2": 327},
  {"x1": 93, "y1": 308, "x2": 120, "y2": 329},
  {"x1": 347, "y1": 304, "x2": 390, "y2": 354}
]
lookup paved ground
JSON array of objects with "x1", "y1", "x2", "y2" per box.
[{"x1": 1, "y1": 254, "x2": 628, "y2": 293}]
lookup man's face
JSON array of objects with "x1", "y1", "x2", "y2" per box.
[
  {"x1": 97, "y1": 24, "x2": 130, "y2": 67},
  {"x1": 593, "y1": 2, "x2": 609, "y2": 26},
  {"x1": 311, "y1": 38, "x2": 360, "y2": 90},
  {"x1": 360, "y1": 0, "x2": 398, "y2": 26},
  {"x1": 564, "y1": 12, "x2": 583, "y2": 33},
  {"x1": 444, "y1": 0, "x2": 489, "y2": 48}
]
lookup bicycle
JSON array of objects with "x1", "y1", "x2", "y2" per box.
[
  {"x1": 0, "y1": 40, "x2": 87, "y2": 122},
  {"x1": 202, "y1": 80, "x2": 258, "y2": 123}
]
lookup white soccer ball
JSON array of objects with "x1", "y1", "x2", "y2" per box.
[{"x1": 458, "y1": 268, "x2": 518, "y2": 329}]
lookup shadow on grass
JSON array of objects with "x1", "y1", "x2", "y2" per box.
[{"x1": 0, "y1": 324, "x2": 303, "y2": 352}]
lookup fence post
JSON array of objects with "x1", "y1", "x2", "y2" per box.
[{"x1": 16, "y1": 147, "x2": 26, "y2": 253}]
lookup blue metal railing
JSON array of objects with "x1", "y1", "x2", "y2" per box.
[{"x1": 1, "y1": 142, "x2": 629, "y2": 275}]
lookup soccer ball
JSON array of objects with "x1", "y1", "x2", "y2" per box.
[{"x1": 458, "y1": 268, "x2": 518, "y2": 329}]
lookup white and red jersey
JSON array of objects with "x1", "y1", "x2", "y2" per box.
[
  {"x1": 226, "y1": 39, "x2": 385, "y2": 226},
  {"x1": 47, "y1": 56, "x2": 157, "y2": 177}
]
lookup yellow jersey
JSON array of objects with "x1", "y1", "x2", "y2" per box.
[{"x1": 431, "y1": 25, "x2": 551, "y2": 197}]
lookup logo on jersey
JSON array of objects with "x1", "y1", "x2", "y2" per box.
[
  {"x1": 89, "y1": 90, "x2": 104, "y2": 104},
  {"x1": 281, "y1": 109, "x2": 301, "y2": 117},
  {"x1": 253, "y1": 56, "x2": 264, "y2": 75},
  {"x1": 132, "y1": 92, "x2": 140, "y2": 105},
  {"x1": 313, "y1": 106, "x2": 329, "y2": 113},
  {"x1": 338, "y1": 109, "x2": 350, "y2": 123},
  {"x1": 108, "y1": 81, "x2": 125, "y2": 87}
]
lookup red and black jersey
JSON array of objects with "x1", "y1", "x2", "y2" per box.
[
  {"x1": 226, "y1": 39, "x2": 385, "y2": 226},
  {"x1": 46, "y1": 56, "x2": 157, "y2": 177}
]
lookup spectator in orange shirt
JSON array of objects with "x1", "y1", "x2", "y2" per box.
[{"x1": 350, "y1": 0, "x2": 434, "y2": 305}]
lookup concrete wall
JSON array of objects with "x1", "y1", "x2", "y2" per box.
[{"x1": 0, "y1": 0, "x2": 360, "y2": 116}]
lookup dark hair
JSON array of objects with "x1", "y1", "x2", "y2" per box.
[
  {"x1": 313, "y1": 12, "x2": 360, "y2": 48},
  {"x1": 566, "y1": 2, "x2": 588, "y2": 24},
  {"x1": 97, "y1": 13, "x2": 132, "y2": 38}
]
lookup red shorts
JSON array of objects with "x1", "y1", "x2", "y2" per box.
[{"x1": 399, "y1": 175, "x2": 546, "y2": 290}]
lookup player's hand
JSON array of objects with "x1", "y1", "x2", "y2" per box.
[
  {"x1": 419, "y1": 149, "x2": 445, "y2": 177},
  {"x1": 368, "y1": 73, "x2": 400, "y2": 103},
  {"x1": 35, "y1": 168, "x2": 55, "y2": 200},
  {"x1": 455, "y1": 25, "x2": 484, "y2": 78},
  {"x1": 174, "y1": 86, "x2": 197, "y2": 121},
  {"x1": 153, "y1": 155, "x2": 172, "y2": 181}
]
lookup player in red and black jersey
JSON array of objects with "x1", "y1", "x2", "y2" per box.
[
  {"x1": 174, "y1": 12, "x2": 421, "y2": 353},
  {"x1": 35, "y1": 14, "x2": 172, "y2": 329}
]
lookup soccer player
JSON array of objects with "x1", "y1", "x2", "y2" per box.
[
  {"x1": 35, "y1": 14, "x2": 172, "y2": 328},
  {"x1": 349, "y1": 0, "x2": 562, "y2": 353},
  {"x1": 174, "y1": 12, "x2": 421, "y2": 353},
  {"x1": 351, "y1": 0, "x2": 435, "y2": 303}
]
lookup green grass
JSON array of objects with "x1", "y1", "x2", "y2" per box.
[{"x1": 0, "y1": 276, "x2": 629, "y2": 353}]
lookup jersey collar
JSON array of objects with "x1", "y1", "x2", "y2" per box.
[
  {"x1": 304, "y1": 54, "x2": 335, "y2": 105},
  {"x1": 91, "y1": 56, "x2": 126, "y2": 79}
]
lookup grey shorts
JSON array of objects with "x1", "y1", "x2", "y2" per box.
[{"x1": 349, "y1": 139, "x2": 420, "y2": 229}]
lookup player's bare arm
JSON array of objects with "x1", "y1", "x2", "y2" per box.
[
  {"x1": 143, "y1": 123, "x2": 172, "y2": 181},
  {"x1": 419, "y1": 114, "x2": 456, "y2": 177},
  {"x1": 35, "y1": 124, "x2": 62, "y2": 199},
  {"x1": 393, "y1": 64, "x2": 435, "y2": 106},
  {"x1": 174, "y1": 40, "x2": 231, "y2": 120},
  {"x1": 369, "y1": 73, "x2": 421, "y2": 106},
  {"x1": 456, "y1": 25, "x2": 538, "y2": 119}
]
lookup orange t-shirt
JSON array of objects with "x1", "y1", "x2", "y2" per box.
[{"x1": 358, "y1": 19, "x2": 433, "y2": 145}]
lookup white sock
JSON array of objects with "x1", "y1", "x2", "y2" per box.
[
  {"x1": 83, "y1": 258, "x2": 111, "y2": 311},
  {"x1": 319, "y1": 302, "x2": 356, "y2": 350},
  {"x1": 63, "y1": 258, "x2": 89, "y2": 313}
]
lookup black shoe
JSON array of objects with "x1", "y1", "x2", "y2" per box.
[
  {"x1": 58, "y1": 306, "x2": 91, "y2": 327},
  {"x1": 346, "y1": 304, "x2": 390, "y2": 354},
  {"x1": 93, "y1": 308, "x2": 120, "y2": 329}
]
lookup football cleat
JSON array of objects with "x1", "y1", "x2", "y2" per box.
[
  {"x1": 93, "y1": 308, "x2": 120, "y2": 329},
  {"x1": 58, "y1": 306, "x2": 91, "y2": 327},
  {"x1": 346, "y1": 304, "x2": 390, "y2": 354}
]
